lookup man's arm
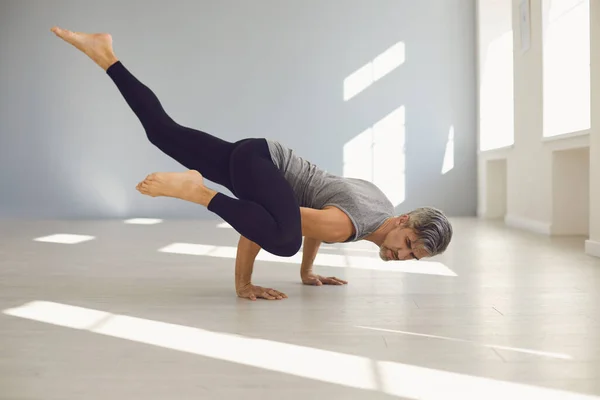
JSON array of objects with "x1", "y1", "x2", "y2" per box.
[
  {"x1": 235, "y1": 235, "x2": 287, "y2": 300},
  {"x1": 300, "y1": 236, "x2": 348, "y2": 286},
  {"x1": 300, "y1": 230, "x2": 348, "y2": 286},
  {"x1": 236, "y1": 206, "x2": 351, "y2": 297},
  {"x1": 300, "y1": 206, "x2": 355, "y2": 242},
  {"x1": 300, "y1": 236, "x2": 322, "y2": 277}
]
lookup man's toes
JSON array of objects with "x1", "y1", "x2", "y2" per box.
[
  {"x1": 51, "y1": 26, "x2": 65, "y2": 36},
  {"x1": 51, "y1": 26, "x2": 76, "y2": 42}
]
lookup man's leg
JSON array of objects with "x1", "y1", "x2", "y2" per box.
[
  {"x1": 51, "y1": 27, "x2": 301, "y2": 257},
  {"x1": 50, "y1": 27, "x2": 235, "y2": 192},
  {"x1": 136, "y1": 139, "x2": 302, "y2": 258},
  {"x1": 209, "y1": 139, "x2": 302, "y2": 257}
]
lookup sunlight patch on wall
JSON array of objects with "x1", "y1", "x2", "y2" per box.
[
  {"x1": 157, "y1": 242, "x2": 456, "y2": 276},
  {"x1": 372, "y1": 107, "x2": 406, "y2": 206},
  {"x1": 344, "y1": 42, "x2": 405, "y2": 101},
  {"x1": 343, "y1": 106, "x2": 406, "y2": 206},
  {"x1": 542, "y1": 0, "x2": 590, "y2": 137},
  {"x1": 4, "y1": 301, "x2": 597, "y2": 400},
  {"x1": 343, "y1": 128, "x2": 373, "y2": 182},
  {"x1": 442, "y1": 126, "x2": 455, "y2": 175}
]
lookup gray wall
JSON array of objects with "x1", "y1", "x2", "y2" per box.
[{"x1": 0, "y1": 0, "x2": 477, "y2": 219}]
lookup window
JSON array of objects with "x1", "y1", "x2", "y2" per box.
[
  {"x1": 542, "y1": 0, "x2": 590, "y2": 137},
  {"x1": 478, "y1": 0, "x2": 515, "y2": 151}
]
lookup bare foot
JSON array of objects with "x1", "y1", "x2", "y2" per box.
[
  {"x1": 50, "y1": 26, "x2": 118, "y2": 70},
  {"x1": 136, "y1": 170, "x2": 216, "y2": 205}
]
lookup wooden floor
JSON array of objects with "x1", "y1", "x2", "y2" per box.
[{"x1": 1, "y1": 217, "x2": 600, "y2": 399}]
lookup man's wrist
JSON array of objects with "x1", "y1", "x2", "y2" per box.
[{"x1": 235, "y1": 275, "x2": 252, "y2": 289}]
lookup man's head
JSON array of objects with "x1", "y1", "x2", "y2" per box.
[{"x1": 378, "y1": 207, "x2": 452, "y2": 261}]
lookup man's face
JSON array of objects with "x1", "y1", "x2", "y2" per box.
[{"x1": 379, "y1": 217, "x2": 429, "y2": 261}]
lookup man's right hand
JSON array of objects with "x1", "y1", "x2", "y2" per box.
[
  {"x1": 236, "y1": 283, "x2": 287, "y2": 301},
  {"x1": 235, "y1": 236, "x2": 286, "y2": 300}
]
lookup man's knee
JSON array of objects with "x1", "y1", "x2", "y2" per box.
[
  {"x1": 143, "y1": 118, "x2": 175, "y2": 145},
  {"x1": 273, "y1": 230, "x2": 302, "y2": 257}
]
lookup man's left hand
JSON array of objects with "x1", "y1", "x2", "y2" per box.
[{"x1": 301, "y1": 272, "x2": 348, "y2": 286}]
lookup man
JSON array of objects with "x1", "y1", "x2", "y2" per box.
[{"x1": 50, "y1": 26, "x2": 453, "y2": 301}]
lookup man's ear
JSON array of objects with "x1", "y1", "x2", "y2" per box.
[{"x1": 396, "y1": 214, "x2": 409, "y2": 225}]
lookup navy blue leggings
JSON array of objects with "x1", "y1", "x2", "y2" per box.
[{"x1": 106, "y1": 61, "x2": 302, "y2": 257}]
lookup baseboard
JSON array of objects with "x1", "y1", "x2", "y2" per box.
[
  {"x1": 477, "y1": 208, "x2": 507, "y2": 219},
  {"x1": 585, "y1": 240, "x2": 600, "y2": 258},
  {"x1": 504, "y1": 214, "x2": 552, "y2": 235},
  {"x1": 550, "y1": 226, "x2": 590, "y2": 236}
]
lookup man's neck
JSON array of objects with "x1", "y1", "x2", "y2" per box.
[{"x1": 364, "y1": 217, "x2": 395, "y2": 246}]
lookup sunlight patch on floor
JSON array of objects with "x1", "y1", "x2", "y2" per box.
[
  {"x1": 124, "y1": 218, "x2": 163, "y2": 225},
  {"x1": 33, "y1": 234, "x2": 95, "y2": 244},
  {"x1": 4, "y1": 301, "x2": 596, "y2": 400},
  {"x1": 356, "y1": 326, "x2": 572, "y2": 360},
  {"x1": 157, "y1": 243, "x2": 456, "y2": 276}
]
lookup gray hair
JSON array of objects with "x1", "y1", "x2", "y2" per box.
[{"x1": 405, "y1": 207, "x2": 452, "y2": 257}]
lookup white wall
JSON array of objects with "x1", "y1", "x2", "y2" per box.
[
  {"x1": 477, "y1": 0, "x2": 598, "y2": 249},
  {"x1": 484, "y1": 159, "x2": 507, "y2": 219},
  {"x1": 0, "y1": 0, "x2": 478, "y2": 219},
  {"x1": 552, "y1": 148, "x2": 590, "y2": 235}
]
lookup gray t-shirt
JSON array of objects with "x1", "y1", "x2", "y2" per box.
[{"x1": 266, "y1": 139, "x2": 394, "y2": 242}]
